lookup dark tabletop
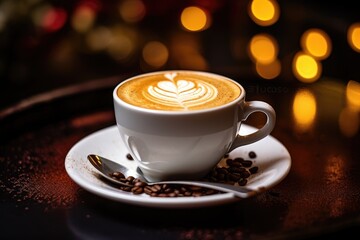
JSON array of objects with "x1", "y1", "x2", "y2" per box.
[{"x1": 1, "y1": 1, "x2": 360, "y2": 239}]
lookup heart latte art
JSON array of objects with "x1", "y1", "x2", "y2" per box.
[
  {"x1": 145, "y1": 73, "x2": 218, "y2": 110},
  {"x1": 117, "y1": 71, "x2": 241, "y2": 111}
]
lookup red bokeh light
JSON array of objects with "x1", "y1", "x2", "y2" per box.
[{"x1": 41, "y1": 8, "x2": 67, "y2": 32}]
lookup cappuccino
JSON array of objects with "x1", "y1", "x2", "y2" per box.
[{"x1": 117, "y1": 71, "x2": 241, "y2": 111}]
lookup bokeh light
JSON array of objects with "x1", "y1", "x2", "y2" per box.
[
  {"x1": 301, "y1": 28, "x2": 332, "y2": 60},
  {"x1": 293, "y1": 52, "x2": 321, "y2": 83},
  {"x1": 180, "y1": 6, "x2": 210, "y2": 32},
  {"x1": 346, "y1": 80, "x2": 360, "y2": 110},
  {"x1": 85, "y1": 26, "x2": 112, "y2": 51},
  {"x1": 39, "y1": 7, "x2": 67, "y2": 32},
  {"x1": 71, "y1": 4, "x2": 96, "y2": 33},
  {"x1": 248, "y1": 0, "x2": 280, "y2": 26},
  {"x1": 119, "y1": 0, "x2": 146, "y2": 23},
  {"x1": 32, "y1": 5, "x2": 52, "y2": 27},
  {"x1": 293, "y1": 88, "x2": 317, "y2": 132},
  {"x1": 339, "y1": 107, "x2": 359, "y2": 137},
  {"x1": 248, "y1": 34, "x2": 278, "y2": 64},
  {"x1": 142, "y1": 41, "x2": 169, "y2": 68},
  {"x1": 255, "y1": 59, "x2": 281, "y2": 79},
  {"x1": 348, "y1": 22, "x2": 360, "y2": 53},
  {"x1": 107, "y1": 26, "x2": 137, "y2": 61}
]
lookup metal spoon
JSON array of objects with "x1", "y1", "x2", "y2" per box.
[{"x1": 87, "y1": 154, "x2": 257, "y2": 198}]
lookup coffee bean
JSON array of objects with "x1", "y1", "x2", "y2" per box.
[
  {"x1": 242, "y1": 160, "x2": 253, "y2": 168},
  {"x1": 184, "y1": 191, "x2": 192, "y2": 196},
  {"x1": 226, "y1": 159, "x2": 242, "y2": 167},
  {"x1": 164, "y1": 187, "x2": 173, "y2": 193},
  {"x1": 144, "y1": 187, "x2": 153, "y2": 195},
  {"x1": 216, "y1": 167, "x2": 228, "y2": 174},
  {"x1": 233, "y1": 157, "x2": 245, "y2": 163},
  {"x1": 122, "y1": 186, "x2": 132, "y2": 192},
  {"x1": 192, "y1": 192, "x2": 203, "y2": 197},
  {"x1": 167, "y1": 193, "x2": 177, "y2": 197},
  {"x1": 217, "y1": 173, "x2": 225, "y2": 180},
  {"x1": 155, "y1": 184, "x2": 163, "y2": 190},
  {"x1": 119, "y1": 177, "x2": 127, "y2": 182},
  {"x1": 228, "y1": 166, "x2": 246, "y2": 173},
  {"x1": 110, "y1": 171, "x2": 125, "y2": 179},
  {"x1": 238, "y1": 178, "x2": 247, "y2": 186},
  {"x1": 249, "y1": 166, "x2": 258, "y2": 174},
  {"x1": 126, "y1": 153, "x2": 134, "y2": 160},
  {"x1": 229, "y1": 173, "x2": 241, "y2": 181},
  {"x1": 131, "y1": 186, "x2": 144, "y2": 194},
  {"x1": 134, "y1": 181, "x2": 147, "y2": 187},
  {"x1": 205, "y1": 189, "x2": 217, "y2": 195},
  {"x1": 240, "y1": 170, "x2": 250, "y2": 179},
  {"x1": 249, "y1": 151, "x2": 256, "y2": 159},
  {"x1": 126, "y1": 176, "x2": 135, "y2": 183},
  {"x1": 188, "y1": 186, "x2": 202, "y2": 191}
]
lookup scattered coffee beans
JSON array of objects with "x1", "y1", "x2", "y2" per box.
[
  {"x1": 112, "y1": 152, "x2": 259, "y2": 197},
  {"x1": 126, "y1": 153, "x2": 134, "y2": 160}
]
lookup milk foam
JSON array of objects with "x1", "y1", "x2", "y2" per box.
[
  {"x1": 117, "y1": 71, "x2": 241, "y2": 111},
  {"x1": 144, "y1": 73, "x2": 218, "y2": 110}
]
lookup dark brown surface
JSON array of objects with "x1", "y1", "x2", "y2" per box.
[{"x1": 1, "y1": 76, "x2": 360, "y2": 240}]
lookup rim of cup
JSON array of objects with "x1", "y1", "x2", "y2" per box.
[{"x1": 113, "y1": 70, "x2": 246, "y2": 115}]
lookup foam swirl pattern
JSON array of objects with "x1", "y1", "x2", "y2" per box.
[{"x1": 145, "y1": 74, "x2": 218, "y2": 110}]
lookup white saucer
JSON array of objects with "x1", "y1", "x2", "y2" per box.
[{"x1": 65, "y1": 125, "x2": 291, "y2": 208}]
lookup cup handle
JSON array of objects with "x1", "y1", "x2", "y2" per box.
[{"x1": 228, "y1": 101, "x2": 276, "y2": 152}]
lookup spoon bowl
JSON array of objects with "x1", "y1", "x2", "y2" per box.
[
  {"x1": 87, "y1": 154, "x2": 258, "y2": 198},
  {"x1": 88, "y1": 154, "x2": 145, "y2": 187}
]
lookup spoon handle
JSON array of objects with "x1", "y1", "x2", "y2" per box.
[{"x1": 153, "y1": 180, "x2": 258, "y2": 198}]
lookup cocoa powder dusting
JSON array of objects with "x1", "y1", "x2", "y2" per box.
[{"x1": 0, "y1": 125, "x2": 84, "y2": 210}]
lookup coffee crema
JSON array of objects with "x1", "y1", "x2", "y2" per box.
[{"x1": 117, "y1": 71, "x2": 241, "y2": 111}]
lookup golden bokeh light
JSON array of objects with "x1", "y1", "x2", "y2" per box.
[
  {"x1": 71, "y1": 5, "x2": 96, "y2": 33},
  {"x1": 347, "y1": 22, "x2": 360, "y2": 52},
  {"x1": 293, "y1": 52, "x2": 321, "y2": 83},
  {"x1": 142, "y1": 41, "x2": 169, "y2": 68},
  {"x1": 293, "y1": 88, "x2": 317, "y2": 132},
  {"x1": 119, "y1": 0, "x2": 146, "y2": 23},
  {"x1": 107, "y1": 26, "x2": 137, "y2": 61},
  {"x1": 255, "y1": 59, "x2": 281, "y2": 79},
  {"x1": 301, "y1": 28, "x2": 332, "y2": 60},
  {"x1": 248, "y1": 34, "x2": 278, "y2": 64},
  {"x1": 248, "y1": 0, "x2": 280, "y2": 26},
  {"x1": 339, "y1": 107, "x2": 359, "y2": 137},
  {"x1": 108, "y1": 35, "x2": 133, "y2": 61},
  {"x1": 180, "y1": 6, "x2": 210, "y2": 32},
  {"x1": 346, "y1": 80, "x2": 360, "y2": 110},
  {"x1": 85, "y1": 26, "x2": 112, "y2": 51}
]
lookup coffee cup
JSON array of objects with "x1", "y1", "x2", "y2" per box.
[{"x1": 113, "y1": 70, "x2": 276, "y2": 181}]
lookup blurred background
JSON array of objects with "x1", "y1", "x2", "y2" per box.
[
  {"x1": 1, "y1": 2, "x2": 360, "y2": 238},
  {"x1": 1, "y1": 0, "x2": 360, "y2": 137}
]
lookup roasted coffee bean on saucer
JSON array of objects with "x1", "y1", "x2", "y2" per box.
[{"x1": 115, "y1": 152, "x2": 259, "y2": 197}]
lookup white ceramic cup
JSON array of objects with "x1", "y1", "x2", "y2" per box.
[{"x1": 113, "y1": 70, "x2": 276, "y2": 181}]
